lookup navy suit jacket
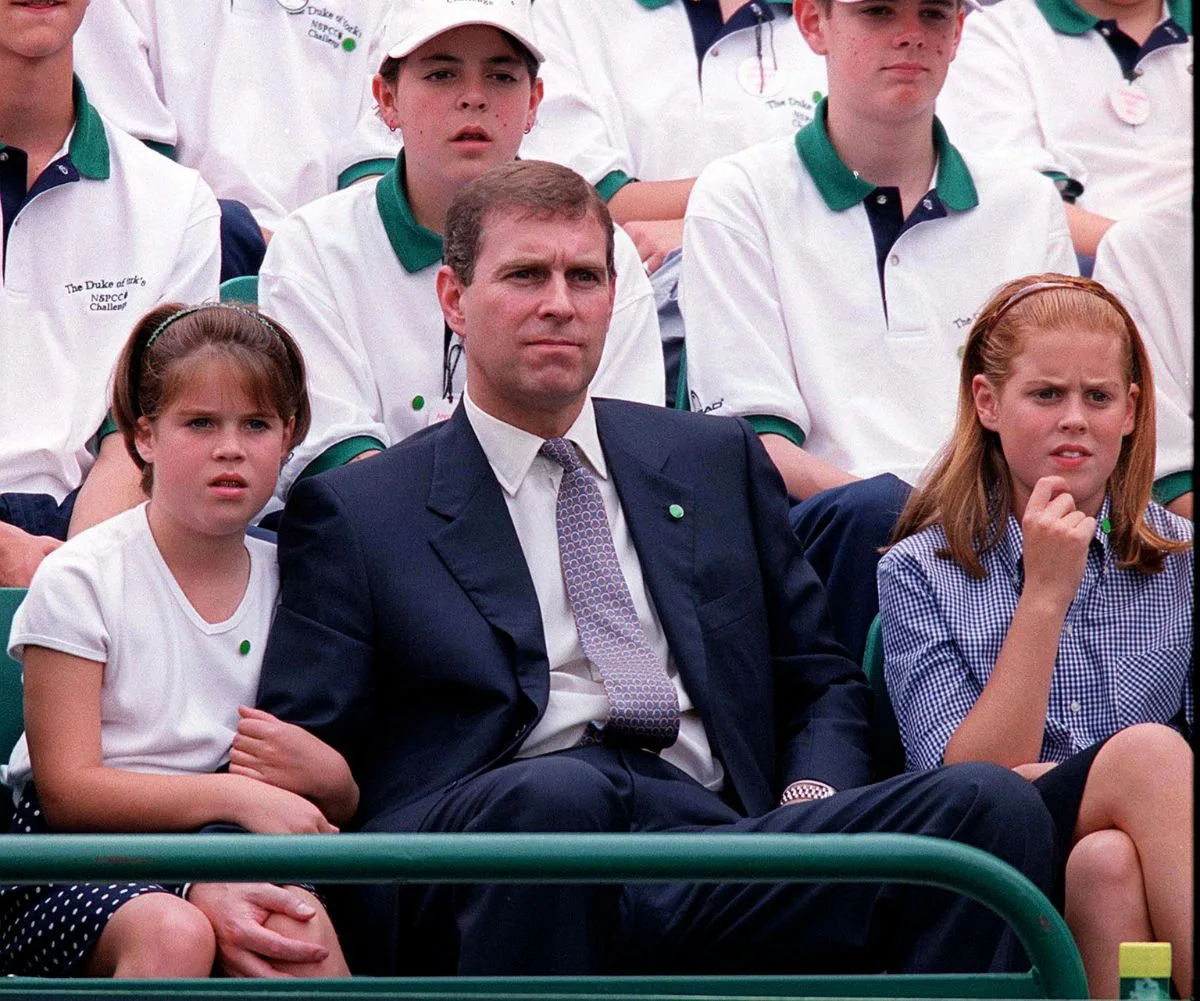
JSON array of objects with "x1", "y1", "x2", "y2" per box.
[{"x1": 258, "y1": 400, "x2": 872, "y2": 830}]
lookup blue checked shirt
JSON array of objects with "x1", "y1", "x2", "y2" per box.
[{"x1": 878, "y1": 498, "x2": 1193, "y2": 771}]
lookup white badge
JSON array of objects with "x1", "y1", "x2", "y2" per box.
[
  {"x1": 426, "y1": 400, "x2": 457, "y2": 427},
  {"x1": 277, "y1": 0, "x2": 308, "y2": 12},
  {"x1": 736, "y1": 56, "x2": 787, "y2": 98},
  {"x1": 1109, "y1": 82, "x2": 1151, "y2": 125}
]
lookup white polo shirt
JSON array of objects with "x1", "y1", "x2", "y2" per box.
[
  {"x1": 73, "y1": 0, "x2": 401, "y2": 230},
  {"x1": 260, "y1": 155, "x2": 665, "y2": 498},
  {"x1": 0, "y1": 80, "x2": 220, "y2": 502},
  {"x1": 521, "y1": 0, "x2": 828, "y2": 197},
  {"x1": 1092, "y1": 200, "x2": 1193, "y2": 501},
  {"x1": 681, "y1": 104, "x2": 1078, "y2": 486},
  {"x1": 935, "y1": 0, "x2": 1192, "y2": 220}
]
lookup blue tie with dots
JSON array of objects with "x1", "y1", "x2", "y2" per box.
[{"x1": 540, "y1": 437, "x2": 680, "y2": 750}]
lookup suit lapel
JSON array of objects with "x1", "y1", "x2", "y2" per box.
[
  {"x1": 427, "y1": 408, "x2": 549, "y2": 695},
  {"x1": 596, "y1": 404, "x2": 709, "y2": 714}
]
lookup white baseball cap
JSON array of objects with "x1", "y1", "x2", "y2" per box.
[{"x1": 384, "y1": 0, "x2": 544, "y2": 64}]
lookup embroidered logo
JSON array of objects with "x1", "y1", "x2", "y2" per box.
[
  {"x1": 301, "y1": 7, "x2": 363, "y2": 51},
  {"x1": 63, "y1": 274, "x2": 147, "y2": 313}
]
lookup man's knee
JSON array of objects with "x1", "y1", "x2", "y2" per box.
[
  {"x1": 789, "y1": 473, "x2": 911, "y2": 541},
  {"x1": 932, "y1": 762, "x2": 1056, "y2": 867},
  {"x1": 463, "y1": 757, "x2": 630, "y2": 834}
]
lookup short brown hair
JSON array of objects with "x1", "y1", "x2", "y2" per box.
[
  {"x1": 111, "y1": 302, "x2": 311, "y2": 493},
  {"x1": 888, "y1": 273, "x2": 1189, "y2": 576},
  {"x1": 443, "y1": 160, "x2": 616, "y2": 286}
]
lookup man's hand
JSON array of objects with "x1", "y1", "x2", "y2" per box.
[
  {"x1": 231, "y1": 707, "x2": 359, "y2": 823},
  {"x1": 0, "y1": 521, "x2": 61, "y2": 586},
  {"x1": 186, "y1": 882, "x2": 328, "y2": 978},
  {"x1": 1020, "y1": 476, "x2": 1094, "y2": 612},
  {"x1": 623, "y1": 218, "x2": 684, "y2": 274}
]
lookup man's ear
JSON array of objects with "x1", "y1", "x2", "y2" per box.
[
  {"x1": 796, "y1": 0, "x2": 830, "y2": 56},
  {"x1": 525, "y1": 76, "x2": 544, "y2": 133},
  {"x1": 436, "y1": 265, "x2": 468, "y2": 341},
  {"x1": 972, "y1": 374, "x2": 1001, "y2": 431}
]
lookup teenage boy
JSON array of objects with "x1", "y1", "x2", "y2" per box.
[
  {"x1": 680, "y1": 0, "x2": 1077, "y2": 660},
  {"x1": 934, "y1": 0, "x2": 1192, "y2": 260},
  {"x1": 0, "y1": 0, "x2": 220, "y2": 586},
  {"x1": 258, "y1": 0, "x2": 664, "y2": 501}
]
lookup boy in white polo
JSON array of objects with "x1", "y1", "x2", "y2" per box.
[
  {"x1": 521, "y1": 0, "x2": 829, "y2": 404},
  {"x1": 72, "y1": 0, "x2": 401, "y2": 242},
  {"x1": 681, "y1": 0, "x2": 1077, "y2": 660},
  {"x1": 0, "y1": 0, "x2": 220, "y2": 586},
  {"x1": 259, "y1": 0, "x2": 664, "y2": 499},
  {"x1": 934, "y1": 0, "x2": 1192, "y2": 259}
]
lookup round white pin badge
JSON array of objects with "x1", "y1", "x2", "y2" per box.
[{"x1": 1109, "y1": 82, "x2": 1151, "y2": 125}]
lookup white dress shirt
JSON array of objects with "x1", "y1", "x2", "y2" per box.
[{"x1": 464, "y1": 393, "x2": 723, "y2": 790}]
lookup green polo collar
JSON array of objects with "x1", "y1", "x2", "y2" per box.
[
  {"x1": 795, "y1": 99, "x2": 978, "y2": 212},
  {"x1": 1035, "y1": 0, "x2": 1190, "y2": 34},
  {"x1": 374, "y1": 151, "x2": 444, "y2": 274},
  {"x1": 2, "y1": 76, "x2": 111, "y2": 179},
  {"x1": 67, "y1": 76, "x2": 110, "y2": 180}
]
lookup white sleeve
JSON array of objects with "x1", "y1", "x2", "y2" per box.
[
  {"x1": 590, "y1": 226, "x2": 665, "y2": 406},
  {"x1": 1094, "y1": 208, "x2": 1193, "y2": 481},
  {"x1": 159, "y1": 174, "x2": 222, "y2": 304},
  {"x1": 257, "y1": 217, "x2": 389, "y2": 498},
  {"x1": 936, "y1": 8, "x2": 1080, "y2": 184},
  {"x1": 1040, "y1": 178, "x2": 1082, "y2": 275},
  {"x1": 9, "y1": 549, "x2": 109, "y2": 666},
  {"x1": 679, "y1": 160, "x2": 810, "y2": 435},
  {"x1": 521, "y1": 0, "x2": 632, "y2": 188},
  {"x1": 333, "y1": 6, "x2": 403, "y2": 186},
  {"x1": 73, "y1": 0, "x2": 178, "y2": 148}
]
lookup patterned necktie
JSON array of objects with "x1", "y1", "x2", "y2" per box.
[{"x1": 540, "y1": 437, "x2": 680, "y2": 749}]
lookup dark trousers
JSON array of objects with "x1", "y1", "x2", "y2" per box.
[
  {"x1": 338, "y1": 746, "x2": 1056, "y2": 977},
  {"x1": 789, "y1": 474, "x2": 912, "y2": 664},
  {"x1": 0, "y1": 489, "x2": 78, "y2": 540}
]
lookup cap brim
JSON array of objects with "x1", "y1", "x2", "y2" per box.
[{"x1": 385, "y1": 20, "x2": 544, "y2": 64}]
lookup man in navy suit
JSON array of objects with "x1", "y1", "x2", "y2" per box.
[{"x1": 251, "y1": 159, "x2": 1058, "y2": 976}]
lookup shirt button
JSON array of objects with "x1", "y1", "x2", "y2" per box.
[
  {"x1": 889, "y1": 253, "x2": 900, "y2": 266},
  {"x1": 875, "y1": 193, "x2": 888, "y2": 204},
  {"x1": 711, "y1": 47, "x2": 720, "y2": 56},
  {"x1": 0, "y1": 151, "x2": 7, "y2": 162},
  {"x1": 1069, "y1": 701, "x2": 1081, "y2": 713},
  {"x1": 922, "y1": 198, "x2": 933, "y2": 210}
]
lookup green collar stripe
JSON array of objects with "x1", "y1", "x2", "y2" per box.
[
  {"x1": 374, "y1": 152, "x2": 444, "y2": 273},
  {"x1": 1036, "y1": 0, "x2": 1190, "y2": 34},
  {"x1": 68, "y1": 76, "x2": 111, "y2": 180},
  {"x1": 635, "y1": 0, "x2": 676, "y2": 8},
  {"x1": 300, "y1": 436, "x2": 387, "y2": 480},
  {"x1": 1151, "y1": 469, "x2": 1193, "y2": 505},
  {"x1": 745, "y1": 414, "x2": 806, "y2": 448},
  {"x1": 795, "y1": 99, "x2": 977, "y2": 211}
]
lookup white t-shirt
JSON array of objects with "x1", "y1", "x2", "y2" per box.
[
  {"x1": 0, "y1": 81, "x2": 220, "y2": 501},
  {"x1": 73, "y1": 0, "x2": 402, "y2": 230},
  {"x1": 521, "y1": 0, "x2": 828, "y2": 190},
  {"x1": 935, "y1": 0, "x2": 1192, "y2": 220},
  {"x1": 260, "y1": 159, "x2": 665, "y2": 498},
  {"x1": 3, "y1": 505, "x2": 278, "y2": 796},
  {"x1": 681, "y1": 108, "x2": 1078, "y2": 486},
  {"x1": 1093, "y1": 200, "x2": 1193, "y2": 492}
]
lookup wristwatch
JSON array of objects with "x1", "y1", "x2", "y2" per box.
[{"x1": 779, "y1": 779, "x2": 837, "y2": 806}]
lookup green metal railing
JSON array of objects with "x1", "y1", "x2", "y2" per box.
[{"x1": 0, "y1": 831, "x2": 1088, "y2": 999}]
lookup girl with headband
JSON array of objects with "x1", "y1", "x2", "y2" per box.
[
  {"x1": 878, "y1": 273, "x2": 1192, "y2": 997},
  {"x1": 0, "y1": 303, "x2": 350, "y2": 979}
]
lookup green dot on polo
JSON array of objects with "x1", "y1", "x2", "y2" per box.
[
  {"x1": 342, "y1": 37, "x2": 357, "y2": 52},
  {"x1": 811, "y1": 91, "x2": 824, "y2": 104},
  {"x1": 412, "y1": 395, "x2": 425, "y2": 411},
  {"x1": 239, "y1": 640, "x2": 251, "y2": 656},
  {"x1": 668, "y1": 504, "x2": 685, "y2": 520}
]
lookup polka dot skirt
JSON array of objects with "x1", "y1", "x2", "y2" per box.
[{"x1": 0, "y1": 787, "x2": 179, "y2": 977}]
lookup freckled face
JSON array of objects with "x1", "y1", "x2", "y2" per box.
[
  {"x1": 376, "y1": 25, "x2": 542, "y2": 189},
  {"x1": 972, "y1": 326, "x2": 1138, "y2": 519},
  {"x1": 799, "y1": 0, "x2": 963, "y2": 122}
]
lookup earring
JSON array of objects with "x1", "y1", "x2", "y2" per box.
[{"x1": 523, "y1": 123, "x2": 533, "y2": 134}]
